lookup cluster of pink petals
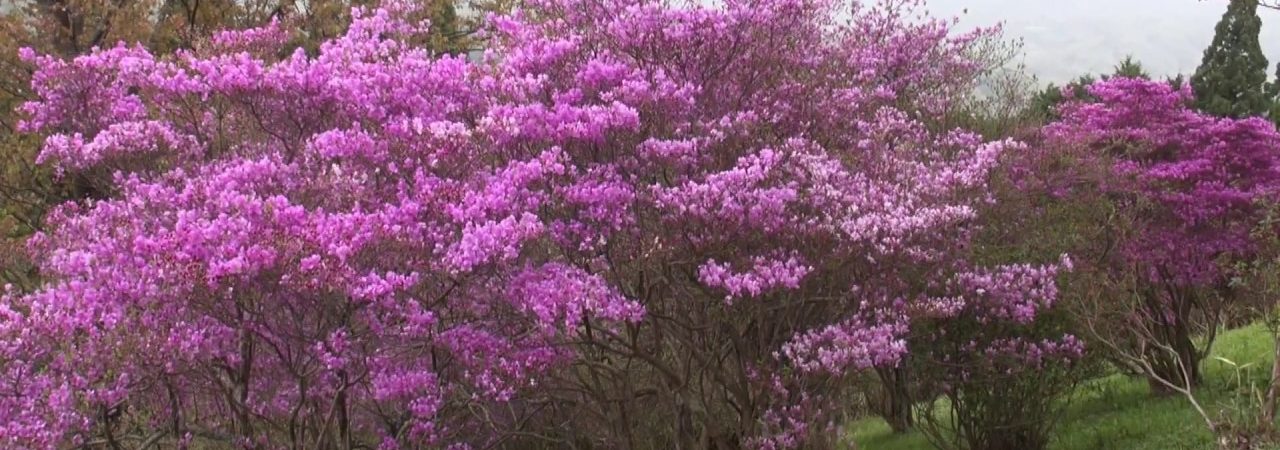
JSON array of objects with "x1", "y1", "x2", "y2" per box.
[
  {"x1": 1047, "y1": 77, "x2": 1280, "y2": 287},
  {"x1": 781, "y1": 317, "x2": 909, "y2": 374},
  {"x1": 982, "y1": 335, "x2": 1087, "y2": 373}
]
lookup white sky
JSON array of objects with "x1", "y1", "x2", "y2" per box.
[{"x1": 925, "y1": 0, "x2": 1280, "y2": 83}]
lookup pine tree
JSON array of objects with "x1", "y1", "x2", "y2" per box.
[
  {"x1": 1111, "y1": 56, "x2": 1149, "y2": 79},
  {"x1": 1191, "y1": 0, "x2": 1270, "y2": 118}
]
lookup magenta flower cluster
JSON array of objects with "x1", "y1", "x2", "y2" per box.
[{"x1": 1046, "y1": 77, "x2": 1280, "y2": 287}]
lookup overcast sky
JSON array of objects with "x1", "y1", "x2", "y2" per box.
[{"x1": 925, "y1": 0, "x2": 1280, "y2": 83}]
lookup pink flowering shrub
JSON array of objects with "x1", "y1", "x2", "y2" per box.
[
  {"x1": 911, "y1": 328, "x2": 1086, "y2": 450},
  {"x1": 1042, "y1": 77, "x2": 1280, "y2": 389},
  {"x1": 0, "y1": 0, "x2": 1078, "y2": 448},
  {"x1": 906, "y1": 254, "x2": 1085, "y2": 450}
]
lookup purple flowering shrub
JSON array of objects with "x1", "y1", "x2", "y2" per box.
[
  {"x1": 1041, "y1": 77, "x2": 1280, "y2": 391},
  {"x1": 906, "y1": 255, "x2": 1086, "y2": 450},
  {"x1": 0, "y1": 0, "x2": 1081, "y2": 448}
]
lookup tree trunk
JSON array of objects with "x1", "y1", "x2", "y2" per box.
[
  {"x1": 875, "y1": 366, "x2": 914, "y2": 433},
  {"x1": 1140, "y1": 286, "x2": 1204, "y2": 395},
  {"x1": 1146, "y1": 323, "x2": 1202, "y2": 394}
]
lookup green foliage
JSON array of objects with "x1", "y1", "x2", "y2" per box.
[
  {"x1": 1111, "y1": 56, "x2": 1150, "y2": 79},
  {"x1": 1192, "y1": 0, "x2": 1271, "y2": 118}
]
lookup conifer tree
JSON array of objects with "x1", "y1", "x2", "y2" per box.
[
  {"x1": 1112, "y1": 56, "x2": 1150, "y2": 79},
  {"x1": 1192, "y1": 0, "x2": 1270, "y2": 118}
]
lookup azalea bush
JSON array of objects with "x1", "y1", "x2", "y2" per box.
[
  {"x1": 904, "y1": 225, "x2": 1084, "y2": 450},
  {"x1": 0, "y1": 0, "x2": 1079, "y2": 448},
  {"x1": 915, "y1": 332, "x2": 1086, "y2": 450},
  {"x1": 1041, "y1": 77, "x2": 1280, "y2": 392}
]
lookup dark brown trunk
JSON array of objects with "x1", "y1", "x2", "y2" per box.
[
  {"x1": 875, "y1": 366, "x2": 914, "y2": 433},
  {"x1": 1146, "y1": 324, "x2": 1202, "y2": 394},
  {"x1": 1140, "y1": 285, "x2": 1204, "y2": 394}
]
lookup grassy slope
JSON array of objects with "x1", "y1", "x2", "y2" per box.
[{"x1": 851, "y1": 324, "x2": 1276, "y2": 450}]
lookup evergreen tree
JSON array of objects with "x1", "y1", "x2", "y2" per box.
[
  {"x1": 1112, "y1": 56, "x2": 1150, "y2": 79},
  {"x1": 1191, "y1": 0, "x2": 1270, "y2": 118}
]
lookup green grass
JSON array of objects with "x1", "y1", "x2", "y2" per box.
[{"x1": 850, "y1": 324, "x2": 1277, "y2": 450}]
